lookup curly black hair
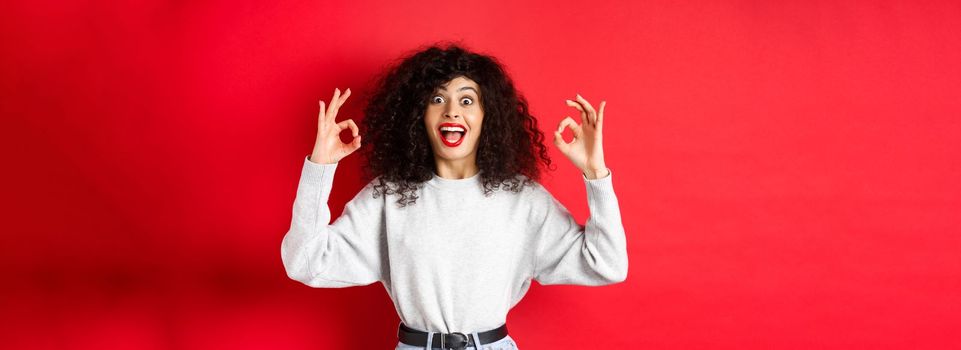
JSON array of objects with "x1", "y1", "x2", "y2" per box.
[{"x1": 359, "y1": 42, "x2": 554, "y2": 208}]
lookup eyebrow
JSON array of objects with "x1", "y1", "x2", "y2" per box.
[{"x1": 436, "y1": 86, "x2": 479, "y2": 94}]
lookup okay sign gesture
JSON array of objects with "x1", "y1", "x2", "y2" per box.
[
  {"x1": 310, "y1": 88, "x2": 362, "y2": 165},
  {"x1": 553, "y1": 94, "x2": 610, "y2": 180}
]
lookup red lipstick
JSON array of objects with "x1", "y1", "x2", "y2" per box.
[{"x1": 438, "y1": 122, "x2": 466, "y2": 147}]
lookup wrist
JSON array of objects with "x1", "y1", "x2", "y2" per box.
[
  {"x1": 582, "y1": 167, "x2": 610, "y2": 180},
  {"x1": 308, "y1": 153, "x2": 335, "y2": 165}
]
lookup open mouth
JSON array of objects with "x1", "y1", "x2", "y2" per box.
[{"x1": 439, "y1": 123, "x2": 466, "y2": 147}]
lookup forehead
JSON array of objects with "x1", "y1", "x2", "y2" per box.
[{"x1": 437, "y1": 76, "x2": 479, "y2": 91}]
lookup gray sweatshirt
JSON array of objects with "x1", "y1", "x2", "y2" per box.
[{"x1": 281, "y1": 157, "x2": 628, "y2": 334}]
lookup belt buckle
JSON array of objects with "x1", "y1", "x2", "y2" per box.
[{"x1": 442, "y1": 332, "x2": 469, "y2": 350}]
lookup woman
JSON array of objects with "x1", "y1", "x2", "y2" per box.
[{"x1": 281, "y1": 44, "x2": 628, "y2": 350}]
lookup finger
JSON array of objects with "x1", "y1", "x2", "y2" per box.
[
  {"x1": 597, "y1": 100, "x2": 606, "y2": 129},
  {"x1": 553, "y1": 117, "x2": 576, "y2": 150},
  {"x1": 340, "y1": 88, "x2": 352, "y2": 104},
  {"x1": 327, "y1": 88, "x2": 342, "y2": 121},
  {"x1": 566, "y1": 99, "x2": 588, "y2": 126},
  {"x1": 555, "y1": 116, "x2": 580, "y2": 141},
  {"x1": 553, "y1": 130, "x2": 570, "y2": 153},
  {"x1": 332, "y1": 88, "x2": 351, "y2": 121},
  {"x1": 351, "y1": 135, "x2": 362, "y2": 151},
  {"x1": 575, "y1": 94, "x2": 597, "y2": 126},
  {"x1": 338, "y1": 119, "x2": 359, "y2": 138},
  {"x1": 318, "y1": 100, "x2": 326, "y2": 124}
]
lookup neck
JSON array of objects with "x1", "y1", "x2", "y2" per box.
[{"x1": 433, "y1": 156, "x2": 480, "y2": 179}]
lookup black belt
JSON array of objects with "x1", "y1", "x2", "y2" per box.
[{"x1": 397, "y1": 322, "x2": 508, "y2": 350}]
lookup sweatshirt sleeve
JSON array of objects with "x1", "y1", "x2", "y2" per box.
[
  {"x1": 281, "y1": 156, "x2": 387, "y2": 288},
  {"x1": 531, "y1": 168, "x2": 628, "y2": 286}
]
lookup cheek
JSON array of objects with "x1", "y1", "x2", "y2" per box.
[
  {"x1": 472, "y1": 115, "x2": 483, "y2": 138},
  {"x1": 424, "y1": 112, "x2": 439, "y2": 134}
]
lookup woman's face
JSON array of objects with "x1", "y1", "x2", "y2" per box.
[{"x1": 424, "y1": 76, "x2": 484, "y2": 164}]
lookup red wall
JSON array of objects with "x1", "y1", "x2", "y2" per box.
[{"x1": 2, "y1": 0, "x2": 959, "y2": 349}]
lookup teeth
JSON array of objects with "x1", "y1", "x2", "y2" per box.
[{"x1": 440, "y1": 126, "x2": 466, "y2": 132}]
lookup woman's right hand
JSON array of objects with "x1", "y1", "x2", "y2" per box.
[{"x1": 309, "y1": 88, "x2": 361, "y2": 164}]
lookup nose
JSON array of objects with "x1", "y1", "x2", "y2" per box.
[{"x1": 443, "y1": 103, "x2": 461, "y2": 119}]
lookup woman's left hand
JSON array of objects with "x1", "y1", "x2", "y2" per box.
[{"x1": 554, "y1": 94, "x2": 610, "y2": 179}]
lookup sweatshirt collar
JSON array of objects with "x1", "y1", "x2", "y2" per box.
[{"x1": 427, "y1": 170, "x2": 483, "y2": 189}]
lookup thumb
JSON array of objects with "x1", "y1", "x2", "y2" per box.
[
  {"x1": 351, "y1": 135, "x2": 362, "y2": 151},
  {"x1": 553, "y1": 130, "x2": 570, "y2": 154}
]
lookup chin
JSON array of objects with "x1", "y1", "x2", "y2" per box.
[
  {"x1": 433, "y1": 143, "x2": 476, "y2": 160},
  {"x1": 436, "y1": 151, "x2": 469, "y2": 160}
]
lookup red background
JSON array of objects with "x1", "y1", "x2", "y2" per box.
[{"x1": 2, "y1": 0, "x2": 960, "y2": 349}]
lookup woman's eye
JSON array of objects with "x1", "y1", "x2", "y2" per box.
[
  {"x1": 461, "y1": 98, "x2": 473, "y2": 105},
  {"x1": 432, "y1": 96, "x2": 444, "y2": 104}
]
